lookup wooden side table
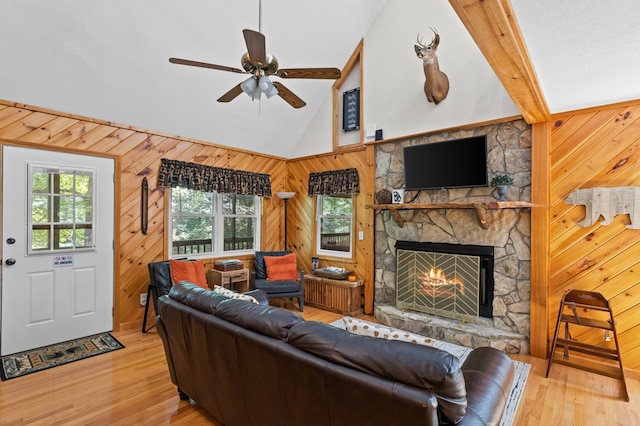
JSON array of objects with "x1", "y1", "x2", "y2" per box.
[
  {"x1": 304, "y1": 273, "x2": 363, "y2": 315},
  {"x1": 206, "y1": 268, "x2": 250, "y2": 293}
]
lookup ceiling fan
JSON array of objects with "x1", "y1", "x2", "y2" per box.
[{"x1": 169, "y1": 29, "x2": 342, "y2": 109}]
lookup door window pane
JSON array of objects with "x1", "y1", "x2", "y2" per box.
[{"x1": 28, "y1": 166, "x2": 95, "y2": 253}]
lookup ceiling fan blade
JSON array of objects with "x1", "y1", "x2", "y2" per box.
[
  {"x1": 217, "y1": 84, "x2": 244, "y2": 103},
  {"x1": 242, "y1": 29, "x2": 267, "y2": 67},
  {"x1": 169, "y1": 57, "x2": 244, "y2": 74},
  {"x1": 275, "y1": 68, "x2": 342, "y2": 79},
  {"x1": 273, "y1": 82, "x2": 306, "y2": 109}
]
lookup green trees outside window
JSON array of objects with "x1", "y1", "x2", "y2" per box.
[
  {"x1": 170, "y1": 187, "x2": 259, "y2": 257},
  {"x1": 317, "y1": 195, "x2": 353, "y2": 256},
  {"x1": 30, "y1": 167, "x2": 94, "y2": 253}
]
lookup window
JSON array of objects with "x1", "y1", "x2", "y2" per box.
[
  {"x1": 170, "y1": 187, "x2": 260, "y2": 258},
  {"x1": 29, "y1": 165, "x2": 95, "y2": 254},
  {"x1": 316, "y1": 195, "x2": 353, "y2": 257}
]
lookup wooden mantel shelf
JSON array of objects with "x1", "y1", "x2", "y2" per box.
[{"x1": 366, "y1": 201, "x2": 534, "y2": 229}]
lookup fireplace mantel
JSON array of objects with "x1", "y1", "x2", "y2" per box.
[{"x1": 366, "y1": 201, "x2": 534, "y2": 229}]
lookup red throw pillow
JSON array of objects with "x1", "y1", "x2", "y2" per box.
[
  {"x1": 264, "y1": 253, "x2": 298, "y2": 281},
  {"x1": 169, "y1": 259, "x2": 208, "y2": 289}
]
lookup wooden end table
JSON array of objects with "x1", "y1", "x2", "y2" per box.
[{"x1": 206, "y1": 268, "x2": 250, "y2": 293}]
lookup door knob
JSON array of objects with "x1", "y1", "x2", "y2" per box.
[
  {"x1": 6, "y1": 238, "x2": 15, "y2": 244},
  {"x1": 5, "y1": 258, "x2": 16, "y2": 266}
]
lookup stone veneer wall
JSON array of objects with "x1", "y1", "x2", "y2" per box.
[{"x1": 374, "y1": 118, "x2": 531, "y2": 353}]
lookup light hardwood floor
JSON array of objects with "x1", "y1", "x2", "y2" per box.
[{"x1": 1, "y1": 301, "x2": 638, "y2": 425}]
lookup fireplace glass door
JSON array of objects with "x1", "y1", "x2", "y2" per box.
[{"x1": 396, "y1": 249, "x2": 481, "y2": 321}]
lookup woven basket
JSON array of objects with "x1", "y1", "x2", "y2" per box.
[{"x1": 375, "y1": 188, "x2": 392, "y2": 204}]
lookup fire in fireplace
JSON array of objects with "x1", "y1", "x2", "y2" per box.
[
  {"x1": 395, "y1": 241, "x2": 494, "y2": 320},
  {"x1": 420, "y1": 267, "x2": 465, "y2": 297}
]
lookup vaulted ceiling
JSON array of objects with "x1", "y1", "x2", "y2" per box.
[{"x1": 1, "y1": 0, "x2": 639, "y2": 157}]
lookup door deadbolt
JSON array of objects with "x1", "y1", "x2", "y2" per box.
[
  {"x1": 5, "y1": 258, "x2": 16, "y2": 265},
  {"x1": 6, "y1": 238, "x2": 15, "y2": 244}
]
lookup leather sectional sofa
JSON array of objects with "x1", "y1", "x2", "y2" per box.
[{"x1": 157, "y1": 282, "x2": 515, "y2": 425}]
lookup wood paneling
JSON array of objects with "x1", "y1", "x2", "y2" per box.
[
  {"x1": 286, "y1": 147, "x2": 372, "y2": 313},
  {"x1": 0, "y1": 100, "x2": 285, "y2": 330},
  {"x1": 530, "y1": 121, "x2": 551, "y2": 358},
  {"x1": 5, "y1": 96, "x2": 640, "y2": 373},
  {"x1": 547, "y1": 100, "x2": 640, "y2": 370}
]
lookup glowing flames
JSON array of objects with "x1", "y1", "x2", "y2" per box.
[{"x1": 420, "y1": 267, "x2": 465, "y2": 296}]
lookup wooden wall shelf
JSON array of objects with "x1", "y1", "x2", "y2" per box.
[{"x1": 366, "y1": 201, "x2": 534, "y2": 229}]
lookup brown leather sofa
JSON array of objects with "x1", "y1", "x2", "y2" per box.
[{"x1": 157, "y1": 282, "x2": 515, "y2": 426}]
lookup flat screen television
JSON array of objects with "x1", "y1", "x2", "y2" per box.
[{"x1": 403, "y1": 136, "x2": 488, "y2": 190}]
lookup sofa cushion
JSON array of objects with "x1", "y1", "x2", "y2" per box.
[
  {"x1": 342, "y1": 317, "x2": 434, "y2": 346},
  {"x1": 212, "y1": 285, "x2": 259, "y2": 304},
  {"x1": 254, "y1": 250, "x2": 292, "y2": 280},
  {"x1": 169, "y1": 259, "x2": 208, "y2": 289},
  {"x1": 287, "y1": 321, "x2": 467, "y2": 424},
  {"x1": 214, "y1": 298, "x2": 304, "y2": 340},
  {"x1": 168, "y1": 282, "x2": 228, "y2": 314},
  {"x1": 264, "y1": 252, "x2": 298, "y2": 281}
]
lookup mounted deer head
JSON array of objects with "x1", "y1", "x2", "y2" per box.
[{"x1": 415, "y1": 28, "x2": 449, "y2": 105}]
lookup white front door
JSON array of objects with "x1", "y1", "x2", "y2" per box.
[{"x1": 1, "y1": 146, "x2": 114, "y2": 355}]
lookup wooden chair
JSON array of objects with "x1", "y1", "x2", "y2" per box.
[{"x1": 545, "y1": 289, "x2": 629, "y2": 401}]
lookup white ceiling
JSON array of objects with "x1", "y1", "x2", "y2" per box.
[
  {"x1": 0, "y1": 0, "x2": 387, "y2": 158},
  {"x1": 2, "y1": 0, "x2": 640, "y2": 157},
  {"x1": 511, "y1": 0, "x2": 640, "y2": 113}
]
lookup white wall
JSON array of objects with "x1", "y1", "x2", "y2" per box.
[{"x1": 292, "y1": 0, "x2": 519, "y2": 157}]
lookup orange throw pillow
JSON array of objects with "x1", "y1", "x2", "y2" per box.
[
  {"x1": 169, "y1": 259, "x2": 208, "y2": 289},
  {"x1": 264, "y1": 253, "x2": 298, "y2": 281}
]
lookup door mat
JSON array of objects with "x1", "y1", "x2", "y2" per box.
[
  {"x1": 330, "y1": 317, "x2": 530, "y2": 426},
  {"x1": 0, "y1": 332, "x2": 124, "y2": 381}
]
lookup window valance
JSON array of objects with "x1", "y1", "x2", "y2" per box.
[
  {"x1": 308, "y1": 168, "x2": 360, "y2": 196},
  {"x1": 157, "y1": 158, "x2": 272, "y2": 196}
]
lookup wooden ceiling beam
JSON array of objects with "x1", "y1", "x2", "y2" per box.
[{"x1": 449, "y1": 0, "x2": 550, "y2": 123}]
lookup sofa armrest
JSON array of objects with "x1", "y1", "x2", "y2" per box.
[
  {"x1": 245, "y1": 289, "x2": 269, "y2": 305},
  {"x1": 459, "y1": 346, "x2": 515, "y2": 425}
]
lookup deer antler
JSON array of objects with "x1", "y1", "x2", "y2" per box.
[
  {"x1": 428, "y1": 27, "x2": 440, "y2": 49},
  {"x1": 416, "y1": 33, "x2": 427, "y2": 48}
]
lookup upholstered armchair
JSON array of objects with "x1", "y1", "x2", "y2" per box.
[{"x1": 252, "y1": 250, "x2": 304, "y2": 311}]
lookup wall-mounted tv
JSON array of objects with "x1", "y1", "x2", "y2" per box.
[{"x1": 403, "y1": 136, "x2": 488, "y2": 190}]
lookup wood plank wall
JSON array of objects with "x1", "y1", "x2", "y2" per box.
[
  {"x1": 0, "y1": 100, "x2": 286, "y2": 330},
  {"x1": 285, "y1": 147, "x2": 374, "y2": 312},
  {"x1": 548, "y1": 100, "x2": 640, "y2": 370},
  {"x1": 5, "y1": 98, "x2": 640, "y2": 371}
]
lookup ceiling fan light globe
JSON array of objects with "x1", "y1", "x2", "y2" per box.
[
  {"x1": 265, "y1": 84, "x2": 278, "y2": 99},
  {"x1": 258, "y1": 76, "x2": 271, "y2": 92},
  {"x1": 240, "y1": 77, "x2": 257, "y2": 95}
]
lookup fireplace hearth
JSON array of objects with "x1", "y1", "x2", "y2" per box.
[{"x1": 396, "y1": 241, "x2": 494, "y2": 320}]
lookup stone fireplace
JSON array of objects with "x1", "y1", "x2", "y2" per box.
[{"x1": 373, "y1": 119, "x2": 531, "y2": 354}]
